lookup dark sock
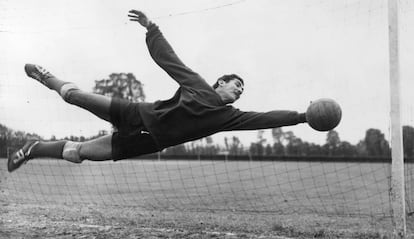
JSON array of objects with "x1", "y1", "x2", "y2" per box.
[
  {"x1": 29, "y1": 140, "x2": 67, "y2": 159},
  {"x1": 298, "y1": 113, "x2": 307, "y2": 123}
]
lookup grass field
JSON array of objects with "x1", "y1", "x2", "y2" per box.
[{"x1": 1, "y1": 157, "x2": 413, "y2": 238}]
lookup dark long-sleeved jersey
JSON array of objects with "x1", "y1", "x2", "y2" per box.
[{"x1": 138, "y1": 23, "x2": 303, "y2": 149}]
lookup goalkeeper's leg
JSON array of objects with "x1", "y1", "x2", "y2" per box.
[
  {"x1": 24, "y1": 64, "x2": 111, "y2": 122},
  {"x1": 8, "y1": 135, "x2": 113, "y2": 172}
]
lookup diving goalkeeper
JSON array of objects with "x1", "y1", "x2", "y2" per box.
[{"x1": 8, "y1": 10, "x2": 307, "y2": 172}]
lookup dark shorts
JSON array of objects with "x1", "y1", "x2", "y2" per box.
[{"x1": 110, "y1": 98, "x2": 159, "y2": 160}]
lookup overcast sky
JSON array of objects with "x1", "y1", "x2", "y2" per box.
[{"x1": 1, "y1": 0, "x2": 413, "y2": 146}]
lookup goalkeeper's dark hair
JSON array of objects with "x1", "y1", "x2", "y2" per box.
[{"x1": 212, "y1": 74, "x2": 244, "y2": 89}]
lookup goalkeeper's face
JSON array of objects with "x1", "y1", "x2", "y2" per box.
[{"x1": 215, "y1": 78, "x2": 244, "y2": 104}]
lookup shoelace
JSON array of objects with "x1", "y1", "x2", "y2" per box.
[
  {"x1": 36, "y1": 65, "x2": 50, "y2": 75},
  {"x1": 30, "y1": 66, "x2": 50, "y2": 85}
]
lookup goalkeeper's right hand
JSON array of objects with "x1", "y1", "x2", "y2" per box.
[{"x1": 128, "y1": 10, "x2": 152, "y2": 29}]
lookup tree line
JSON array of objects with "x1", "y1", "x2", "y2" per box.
[{"x1": 163, "y1": 126, "x2": 414, "y2": 158}]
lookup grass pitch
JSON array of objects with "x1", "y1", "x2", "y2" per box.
[{"x1": 1, "y1": 157, "x2": 412, "y2": 238}]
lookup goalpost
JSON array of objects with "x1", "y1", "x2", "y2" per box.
[{"x1": 388, "y1": 0, "x2": 406, "y2": 238}]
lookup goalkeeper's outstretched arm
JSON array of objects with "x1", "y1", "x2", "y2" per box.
[{"x1": 128, "y1": 9, "x2": 207, "y2": 89}]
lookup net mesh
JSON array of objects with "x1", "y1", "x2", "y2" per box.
[{"x1": 0, "y1": 158, "x2": 392, "y2": 217}]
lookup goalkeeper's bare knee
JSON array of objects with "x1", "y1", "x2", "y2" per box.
[
  {"x1": 60, "y1": 83, "x2": 80, "y2": 103},
  {"x1": 62, "y1": 141, "x2": 84, "y2": 163}
]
